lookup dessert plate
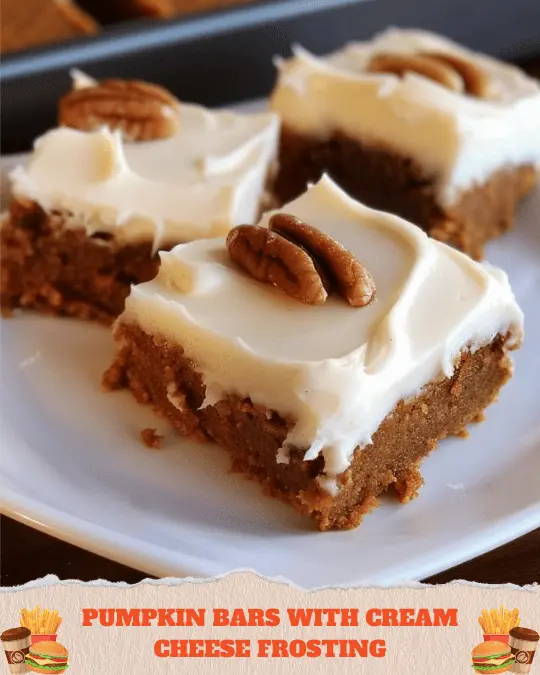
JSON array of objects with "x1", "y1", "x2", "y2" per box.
[{"x1": 1, "y1": 143, "x2": 540, "y2": 588}]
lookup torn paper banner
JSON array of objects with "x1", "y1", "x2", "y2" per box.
[{"x1": 1, "y1": 573, "x2": 539, "y2": 674}]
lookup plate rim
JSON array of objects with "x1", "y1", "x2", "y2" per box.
[{"x1": 3, "y1": 483, "x2": 540, "y2": 585}]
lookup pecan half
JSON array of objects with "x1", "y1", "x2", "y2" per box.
[
  {"x1": 270, "y1": 214, "x2": 376, "y2": 307},
  {"x1": 226, "y1": 225, "x2": 327, "y2": 305},
  {"x1": 59, "y1": 79, "x2": 180, "y2": 141},
  {"x1": 226, "y1": 216, "x2": 376, "y2": 308},
  {"x1": 367, "y1": 52, "x2": 489, "y2": 98},
  {"x1": 367, "y1": 53, "x2": 464, "y2": 92},
  {"x1": 419, "y1": 52, "x2": 490, "y2": 98}
]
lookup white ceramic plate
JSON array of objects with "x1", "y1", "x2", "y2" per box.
[{"x1": 1, "y1": 148, "x2": 540, "y2": 588}]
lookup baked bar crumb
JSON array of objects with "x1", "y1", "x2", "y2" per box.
[
  {"x1": 393, "y1": 464, "x2": 424, "y2": 504},
  {"x1": 140, "y1": 427, "x2": 164, "y2": 449}
]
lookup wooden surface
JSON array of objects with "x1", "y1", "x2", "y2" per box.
[
  {"x1": 1, "y1": 516, "x2": 539, "y2": 586},
  {"x1": 1, "y1": 56, "x2": 540, "y2": 589}
]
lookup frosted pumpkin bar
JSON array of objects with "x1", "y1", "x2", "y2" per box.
[
  {"x1": 1, "y1": 0, "x2": 98, "y2": 54},
  {"x1": 85, "y1": 0, "x2": 258, "y2": 21},
  {"x1": 271, "y1": 28, "x2": 540, "y2": 259},
  {"x1": 104, "y1": 176, "x2": 523, "y2": 530},
  {"x1": 1, "y1": 74, "x2": 279, "y2": 323}
]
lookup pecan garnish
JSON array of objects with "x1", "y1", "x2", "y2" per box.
[
  {"x1": 367, "y1": 52, "x2": 489, "y2": 98},
  {"x1": 226, "y1": 215, "x2": 376, "y2": 307},
  {"x1": 270, "y1": 214, "x2": 376, "y2": 307},
  {"x1": 59, "y1": 79, "x2": 180, "y2": 141},
  {"x1": 226, "y1": 224, "x2": 327, "y2": 305},
  {"x1": 419, "y1": 52, "x2": 490, "y2": 98}
]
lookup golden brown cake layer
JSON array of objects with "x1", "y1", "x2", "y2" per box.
[
  {"x1": 274, "y1": 127, "x2": 537, "y2": 260},
  {"x1": 104, "y1": 323, "x2": 512, "y2": 531},
  {"x1": 1, "y1": 200, "x2": 162, "y2": 324}
]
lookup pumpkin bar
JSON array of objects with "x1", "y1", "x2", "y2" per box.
[
  {"x1": 1, "y1": 73, "x2": 279, "y2": 323},
  {"x1": 104, "y1": 175, "x2": 523, "y2": 530},
  {"x1": 1, "y1": 0, "x2": 98, "y2": 54},
  {"x1": 271, "y1": 28, "x2": 540, "y2": 259},
  {"x1": 79, "y1": 0, "x2": 256, "y2": 21}
]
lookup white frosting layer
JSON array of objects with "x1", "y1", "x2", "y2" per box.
[
  {"x1": 271, "y1": 28, "x2": 540, "y2": 205},
  {"x1": 120, "y1": 176, "x2": 523, "y2": 489},
  {"x1": 10, "y1": 105, "x2": 279, "y2": 250}
]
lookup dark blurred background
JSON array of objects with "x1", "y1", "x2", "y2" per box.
[{"x1": 2, "y1": 0, "x2": 540, "y2": 153}]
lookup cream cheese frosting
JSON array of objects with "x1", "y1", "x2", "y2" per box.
[
  {"x1": 271, "y1": 28, "x2": 540, "y2": 206},
  {"x1": 119, "y1": 175, "x2": 523, "y2": 490},
  {"x1": 10, "y1": 102, "x2": 279, "y2": 250}
]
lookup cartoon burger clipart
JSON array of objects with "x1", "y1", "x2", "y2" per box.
[
  {"x1": 25, "y1": 642, "x2": 68, "y2": 673},
  {"x1": 472, "y1": 641, "x2": 515, "y2": 673}
]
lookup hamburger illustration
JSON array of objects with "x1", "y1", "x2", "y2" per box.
[
  {"x1": 25, "y1": 642, "x2": 68, "y2": 673},
  {"x1": 472, "y1": 641, "x2": 515, "y2": 673}
]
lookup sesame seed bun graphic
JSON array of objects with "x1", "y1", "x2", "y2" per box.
[
  {"x1": 472, "y1": 641, "x2": 515, "y2": 673},
  {"x1": 25, "y1": 641, "x2": 69, "y2": 673}
]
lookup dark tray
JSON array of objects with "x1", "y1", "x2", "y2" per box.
[{"x1": 2, "y1": 0, "x2": 540, "y2": 154}]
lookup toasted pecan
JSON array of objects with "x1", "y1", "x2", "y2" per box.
[
  {"x1": 367, "y1": 53, "x2": 464, "y2": 92},
  {"x1": 59, "y1": 78, "x2": 180, "y2": 141},
  {"x1": 269, "y1": 213, "x2": 376, "y2": 307},
  {"x1": 226, "y1": 225, "x2": 327, "y2": 305},
  {"x1": 226, "y1": 216, "x2": 376, "y2": 308},
  {"x1": 367, "y1": 51, "x2": 490, "y2": 98}
]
